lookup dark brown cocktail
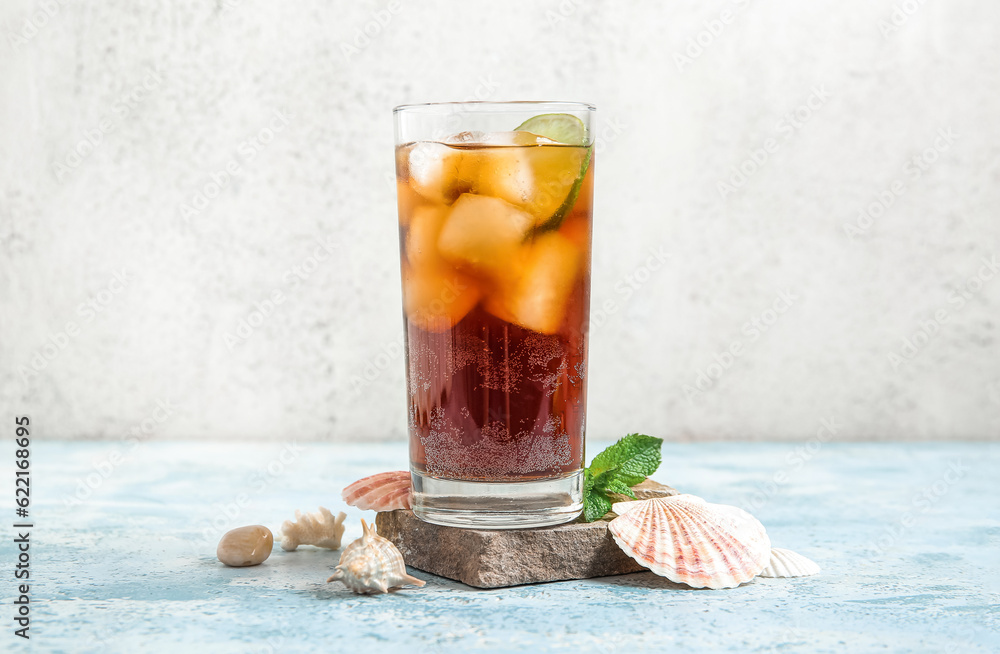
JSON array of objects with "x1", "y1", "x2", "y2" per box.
[{"x1": 394, "y1": 103, "x2": 594, "y2": 528}]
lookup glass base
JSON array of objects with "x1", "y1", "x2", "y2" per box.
[{"x1": 410, "y1": 469, "x2": 584, "y2": 530}]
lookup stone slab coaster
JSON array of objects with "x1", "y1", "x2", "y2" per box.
[{"x1": 375, "y1": 479, "x2": 678, "y2": 589}]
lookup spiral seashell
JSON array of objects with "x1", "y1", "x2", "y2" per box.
[
  {"x1": 342, "y1": 471, "x2": 413, "y2": 511},
  {"x1": 609, "y1": 494, "x2": 771, "y2": 589},
  {"x1": 758, "y1": 548, "x2": 820, "y2": 578},
  {"x1": 326, "y1": 519, "x2": 425, "y2": 594}
]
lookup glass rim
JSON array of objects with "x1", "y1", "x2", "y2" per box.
[{"x1": 393, "y1": 100, "x2": 596, "y2": 114}]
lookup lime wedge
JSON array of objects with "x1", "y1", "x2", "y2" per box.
[
  {"x1": 515, "y1": 113, "x2": 587, "y2": 146},
  {"x1": 542, "y1": 148, "x2": 591, "y2": 229},
  {"x1": 513, "y1": 113, "x2": 591, "y2": 230}
]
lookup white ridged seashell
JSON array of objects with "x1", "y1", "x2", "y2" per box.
[
  {"x1": 326, "y1": 519, "x2": 425, "y2": 594},
  {"x1": 609, "y1": 494, "x2": 771, "y2": 589},
  {"x1": 280, "y1": 507, "x2": 346, "y2": 551},
  {"x1": 758, "y1": 548, "x2": 820, "y2": 578}
]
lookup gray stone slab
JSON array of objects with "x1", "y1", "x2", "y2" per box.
[
  {"x1": 375, "y1": 478, "x2": 679, "y2": 589},
  {"x1": 375, "y1": 510, "x2": 641, "y2": 588}
]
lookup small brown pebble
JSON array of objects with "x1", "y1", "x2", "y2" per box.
[{"x1": 217, "y1": 525, "x2": 273, "y2": 567}]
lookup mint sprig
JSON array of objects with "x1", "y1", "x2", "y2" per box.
[{"x1": 581, "y1": 434, "x2": 663, "y2": 522}]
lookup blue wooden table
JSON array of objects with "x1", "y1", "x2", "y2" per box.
[{"x1": 3, "y1": 441, "x2": 998, "y2": 653}]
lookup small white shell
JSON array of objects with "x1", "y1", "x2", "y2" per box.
[
  {"x1": 326, "y1": 519, "x2": 425, "y2": 594},
  {"x1": 609, "y1": 494, "x2": 771, "y2": 589},
  {"x1": 280, "y1": 507, "x2": 347, "y2": 551},
  {"x1": 758, "y1": 548, "x2": 821, "y2": 578}
]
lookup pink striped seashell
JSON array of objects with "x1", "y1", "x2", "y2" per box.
[
  {"x1": 342, "y1": 471, "x2": 413, "y2": 511},
  {"x1": 609, "y1": 494, "x2": 771, "y2": 589}
]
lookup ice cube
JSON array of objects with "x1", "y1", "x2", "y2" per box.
[
  {"x1": 436, "y1": 194, "x2": 534, "y2": 279},
  {"x1": 403, "y1": 262, "x2": 482, "y2": 333},
  {"x1": 483, "y1": 290, "x2": 518, "y2": 325},
  {"x1": 404, "y1": 142, "x2": 464, "y2": 204},
  {"x1": 444, "y1": 130, "x2": 486, "y2": 143},
  {"x1": 442, "y1": 132, "x2": 539, "y2": 208},
  {"x1": 405, "y1": 205, "x2": 448, "y2": 269},
  {"x1": 475, "y1": 147, "x2": 535, "y2": 209},
  {"x1": 477, "y1": 137, "x2": 587, "y2": 227},
  {"x1": 396, "y1": 179, "x2": 424, "y2": 227},
  {"x1": 486, "y1": 232, "x2": 582, "y2": 335}
]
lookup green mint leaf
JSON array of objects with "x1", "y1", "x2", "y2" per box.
[
  {"x1": 580, "y1": 433, "x2": 664, "y2": 522},
  {"x1": 589, "y1": 434, "x2": 662, "y2": 487},
  {"x1": 582, "y1": 489, "x2": 612, "y2": 523},
  {"x1": 603, "y1": 479, "x2": 636, "y2": 499},
  {"x1": 590, "y1": 468, "x2": 616, "y2": 490}
]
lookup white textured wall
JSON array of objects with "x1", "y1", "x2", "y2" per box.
[{"x1": 2, "y1": 0, "x2": 998, "y2": 441}]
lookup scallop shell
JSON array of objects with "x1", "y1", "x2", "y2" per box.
[
  {"x1": 758, "y1": 548, "x2": 820, "y2": 578},
  {"x1": 342, "y1": 471, "x2": 413, "y2": 511},
  {"x1": 608, "y1": 494, "x2": 771, "y2": 589},
  {"x1": 326, "y1": 519, "x2": 425, "y2": 594}
]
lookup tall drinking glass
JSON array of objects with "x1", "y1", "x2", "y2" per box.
[{"x1": 393, "y1": 102, "x2": 595, "y2": 528}]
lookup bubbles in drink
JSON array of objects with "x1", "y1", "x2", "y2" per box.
[{"x1": 420, "y1": 407, "x2": 573, "y2": 479}]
